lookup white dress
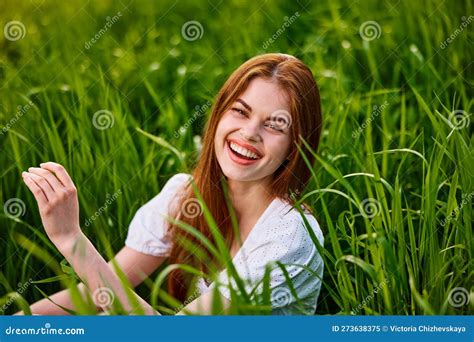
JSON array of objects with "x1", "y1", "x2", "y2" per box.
[{"x1": 125, "y1": 173, "x2": 325, "y2": 315}]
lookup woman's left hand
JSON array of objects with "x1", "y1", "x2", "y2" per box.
[{"x1": 22, "y1": 162, "x2": 81, "y2": 247}]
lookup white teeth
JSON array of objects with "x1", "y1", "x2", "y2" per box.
[{"x1": 229, "y1": 141, "x2": 260, "y2": 159}]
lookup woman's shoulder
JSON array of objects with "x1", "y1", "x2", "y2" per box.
[{"x1": 266, "y1": 197, "x2": 324, "y2": 246}]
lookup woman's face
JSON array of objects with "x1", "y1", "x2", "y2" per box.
[{"x1": 214, "y1": 77, "x2": 292, "y2": 184}]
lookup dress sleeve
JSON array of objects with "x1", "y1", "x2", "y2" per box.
[
  {"x1": 214, "y1": 213, "x2": 324, "y2": 312},
  {"x1": 124, "y1": 173, "x2": 191, "y2": 257}
]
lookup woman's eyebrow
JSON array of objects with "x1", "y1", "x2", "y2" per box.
[{"x1": 236, "y1": 99, "x2": 252, "y2": 112}]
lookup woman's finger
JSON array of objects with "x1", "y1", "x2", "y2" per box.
[
  {"x1": 39, "y1": 162, "x2": 75, "y2": 189},
  {"x1": 22, "y1": 172, "x2": 48, "y2": 205},
  {"x1": 28, "y1": 167, "x2": 63, "y2": 191},
  {"x1": 24, "y1": 172, "x2": 54, "y2": 201}
]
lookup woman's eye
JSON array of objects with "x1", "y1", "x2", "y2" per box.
[
  {"x1": 232, "y1": 108, "x2": 246, "y2": 116},
  {"x1": 265, "y1": 122, "x2": 283, "y2": 132}
]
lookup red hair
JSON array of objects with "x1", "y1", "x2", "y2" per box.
[{"x1": 166, "y1": 53, "x2": 322, "y2": 303}]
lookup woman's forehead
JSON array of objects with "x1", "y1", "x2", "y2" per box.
[{"x1": 237, "y1": 78, "x2": 290, "y2": 115}]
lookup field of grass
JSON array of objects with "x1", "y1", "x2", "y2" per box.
[{"x1": 0, "y1": 0, "x2": 472, "y2": 315}]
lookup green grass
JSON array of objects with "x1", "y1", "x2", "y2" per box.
[{"x1": 0, "y1": 0, "x2": 472, "y2": 315}]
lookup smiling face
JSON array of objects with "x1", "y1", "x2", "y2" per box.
[{"x1": 214, "y1": 77, "x2": 292, "y2": 184}]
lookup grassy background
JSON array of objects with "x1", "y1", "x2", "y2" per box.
[{"x1": 0, "y1": 0, "x2": 472, "y2": 315}]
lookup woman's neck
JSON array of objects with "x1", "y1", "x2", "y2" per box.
[{"x1": 227, "y1": 176, "x2": 274, "y2": 222}]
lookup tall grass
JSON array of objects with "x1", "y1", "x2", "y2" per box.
[{"x1": 0, "y1": 0, "x2": 472, "y2": 315}]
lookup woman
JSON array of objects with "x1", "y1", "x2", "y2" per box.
[{"x1": 18, "y1": 53, "x2": 324, "y2": 315}]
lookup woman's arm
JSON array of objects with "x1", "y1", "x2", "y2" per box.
[
  {"x1": 15, "y1": 247, "x2": 166, "y2": 315},
  {"x1": 20, "y1": 162, "x2": 162, "y2": 315}
]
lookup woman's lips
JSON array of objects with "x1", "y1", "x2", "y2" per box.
[{"x1": 226, "y1": 140, "x2": 260, "y2": 166}]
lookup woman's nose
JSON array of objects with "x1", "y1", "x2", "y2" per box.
[{"x1": 239, "y1": 119, "x2": 261, "y2": 142}]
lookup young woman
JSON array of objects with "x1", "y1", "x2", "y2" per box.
[{"x1": 18, "y1": 53, "x2": 324, "y2": 315}]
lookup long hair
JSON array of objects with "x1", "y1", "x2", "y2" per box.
[{"x1": 166, "y1": 53, "x2": 322, "y2": 303}]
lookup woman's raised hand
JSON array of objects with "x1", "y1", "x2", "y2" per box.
[{"x1": 22, "y1": 162, "x2": 81, "y2": 247}]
